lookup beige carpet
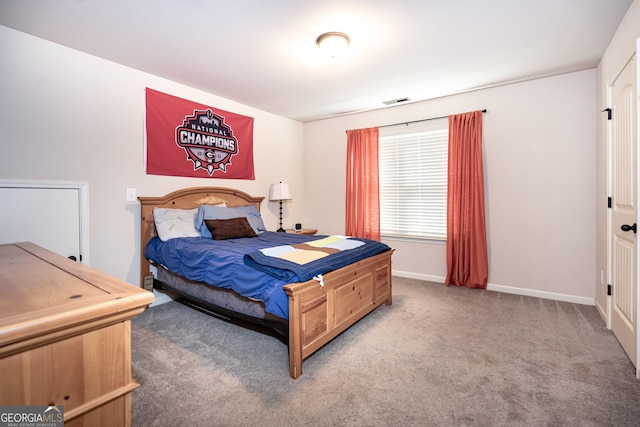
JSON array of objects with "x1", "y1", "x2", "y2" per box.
[{"x1": 131, "y1": 277, "x2": 640, "y2": 426}]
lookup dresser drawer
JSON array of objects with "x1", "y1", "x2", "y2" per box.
[{"x1": 0, "y1": 322, "x2": 137, "y2": 421}]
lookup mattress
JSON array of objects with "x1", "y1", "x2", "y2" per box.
[{"x1": 156, "y1": 266, "x2": 285, "y2": 323}]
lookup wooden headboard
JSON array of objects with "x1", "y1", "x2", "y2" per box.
[{"x1": 138, "y1": 187, "x2": 264, "y2": 288}]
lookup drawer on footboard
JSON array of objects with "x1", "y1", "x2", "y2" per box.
[
  {"x1": 301, "y1": 294, "x2": 328, "y2": 346},
  {"x1": 333, "y1": 273, "x2": 375, "y2": 327}
]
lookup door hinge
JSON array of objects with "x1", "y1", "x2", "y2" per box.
[
  {"x1": 608, "y1": 197, "x2": 612, "y2": 208},
  {"x1": 602, "y1": 108, "x2": 612, "y2": 120},
  {"x1": 607, "y1": 284, "x2": 612, "y2": 296}
]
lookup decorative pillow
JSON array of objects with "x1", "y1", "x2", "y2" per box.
[
  {"x1": 194, "y1": 195, "x2": 227, "y2": 206},
  {"x1": 153, "y1": 208, "x2": 200, "y2": 241},
  {"x1": 204, "y1": 217, "x2": 258, "y2": 240},
  {"x1": 195, "y1": 204, "x2": 266, "y2": 237},
  {"x1": 235, "y1": 205, "x2": 267, "y2": 234}
]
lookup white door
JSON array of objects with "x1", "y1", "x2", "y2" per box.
[
  {"x1": 0, "y1": 181, "x2": 88, "y2": 263},
  {"x1": 610, "y1": 54, "x2": 637, "y2": 369}
]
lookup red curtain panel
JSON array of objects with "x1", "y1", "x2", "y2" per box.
[{"x1": 446, "y1": 111, "x2": 488, "y2": 289}]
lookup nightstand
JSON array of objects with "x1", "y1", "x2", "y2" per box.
[{"x1": 285, "y1": 228, "x2": 317, "y2": 235}]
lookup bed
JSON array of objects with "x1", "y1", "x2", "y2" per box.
[{"x1": 139, "y1": 186, "x2": 393, "y2": 378}]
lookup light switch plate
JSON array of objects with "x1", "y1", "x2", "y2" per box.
[{"x1": 126, "y1": 188, "x2": 137, "y2": 202}]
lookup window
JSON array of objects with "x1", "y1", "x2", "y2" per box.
[{"x1": 378, "y1": 118, "x2": 448, "y2": 240}]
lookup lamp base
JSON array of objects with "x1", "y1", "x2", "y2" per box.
[{"x1": 276, "y1": 228, "x2": 286, "y2": 232}]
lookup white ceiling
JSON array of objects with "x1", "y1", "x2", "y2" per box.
[{"x1": 0, "y1": 0, "x2": 633, "y2": 122}]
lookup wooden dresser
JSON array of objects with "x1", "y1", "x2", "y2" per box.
[{"x1": 0, "y1": 242, "x2": 154, "y2": 426}]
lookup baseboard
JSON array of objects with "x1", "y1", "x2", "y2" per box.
[
  {"x1": 594, "y1": 298, "x2": 610, "y2": 328},
  {"x1": 486, "y1": 283, "x2": 595, "y2": 306},
  {"x1": 392, "y1": 270, "x2": 595, "y2": 306},
  {"x1": 391, "y1": 270, "x2": 445, "y2": 284},
  {"x1": 150, "y1": 289, "x2": 174, "y2": 307}
]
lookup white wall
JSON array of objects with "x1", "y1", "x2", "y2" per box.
[
  {"x1": 304, "y1": 70, "x2": 596, "y2": 303},
  {"x1": 595, "y1": 0, "x2": 640, "y2": 320},
  {"x1": 0, "y1": 25, "x2": 304, "y2": 286},
  {"x1": 0, "y1": 22, "x2": 603, "y2": 304}
]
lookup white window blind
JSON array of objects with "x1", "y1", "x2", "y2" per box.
[{"x1": 378, "y1": 118, "x2": 448, "y2": 240}]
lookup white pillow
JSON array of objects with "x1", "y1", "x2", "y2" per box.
[{"x1": 153, "y1": 207, "x2": 200, "y2": 241}]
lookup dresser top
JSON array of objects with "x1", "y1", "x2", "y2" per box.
[{"x1": 0, "y1": 242, "x2": 154, "y2": 354}]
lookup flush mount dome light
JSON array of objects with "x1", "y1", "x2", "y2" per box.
[{"x1": 316, "y1": 32, "x2": 350, "y2": 58}]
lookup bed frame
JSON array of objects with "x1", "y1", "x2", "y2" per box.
[{"x1": 139, "y1": 186, "x2": 393, "y2": 378}]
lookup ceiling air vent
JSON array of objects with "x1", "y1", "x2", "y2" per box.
[{"x1": 383, "y1": 97, "x2": 410, "y2": 105}]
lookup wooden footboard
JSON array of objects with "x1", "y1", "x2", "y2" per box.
[{"x1": 285, "y1": 249, "x2": 393, "y2": 378}]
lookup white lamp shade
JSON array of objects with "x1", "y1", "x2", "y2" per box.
[{"x1": 269, "y1": 182, "x2": 292, "y2": 201}]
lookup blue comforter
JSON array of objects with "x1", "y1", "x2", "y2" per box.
[{"x1": 144, "y1": 232, "x2": 391, "y2": 319}]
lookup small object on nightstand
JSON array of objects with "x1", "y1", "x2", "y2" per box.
[{"x1": 286, "y1": 228, "x2": 317, "y2": 235}]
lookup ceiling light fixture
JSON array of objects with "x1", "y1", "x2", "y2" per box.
[{"x1": 316, "y1": 32, "x2": 350, "y2": 58}]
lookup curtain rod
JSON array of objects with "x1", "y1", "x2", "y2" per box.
[{"x1": 378, "y1": 109, "x2": 487, "y2": 129}]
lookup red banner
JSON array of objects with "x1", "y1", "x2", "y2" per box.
[{"x1": 145, "y1": 88, "x2": 254, "y2": 179}]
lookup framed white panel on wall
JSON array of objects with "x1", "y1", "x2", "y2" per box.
[{"x1": 0, "y1": 180, "x2": 89, "y2": 265}]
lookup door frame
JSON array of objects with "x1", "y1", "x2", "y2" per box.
[
  {"x1": 0, "y1": 179, "x2": 90, "y2": 265},
  {"x1": 636, "y1": 38, "x2": 640, "y2": 378}
]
